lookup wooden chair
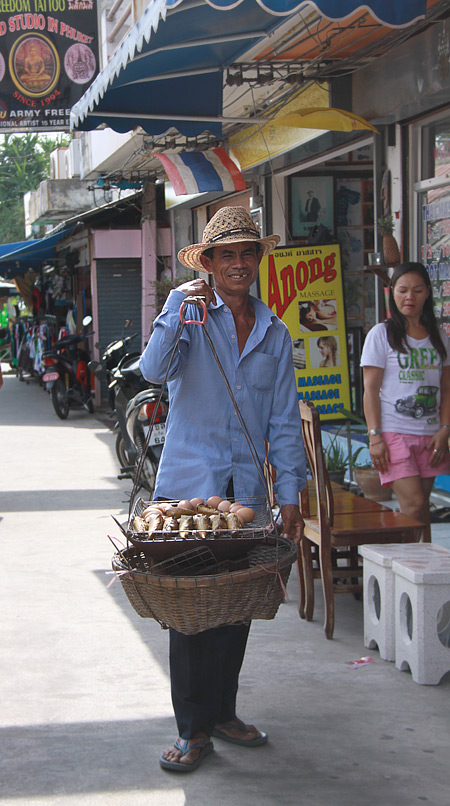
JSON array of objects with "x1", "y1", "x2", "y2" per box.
[{"x1": 298, "y1": 400, "x2": 425, "y2": 639}]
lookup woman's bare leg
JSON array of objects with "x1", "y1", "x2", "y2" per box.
[{"x1": 392, "y1": 476, "x2": 435, "y2": 542}]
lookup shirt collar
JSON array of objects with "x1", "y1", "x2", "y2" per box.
[{"x1": 212, "y1": 291, "x2": 276, "y2": 326}]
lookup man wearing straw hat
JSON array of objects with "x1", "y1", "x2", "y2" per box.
[{"x1": 140, "y1": 206, "x2": 305, "y2": 772}]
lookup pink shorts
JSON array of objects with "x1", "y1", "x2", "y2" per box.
[{"x1": 379, "y1": 432, "x2": 450, "y2": 486}]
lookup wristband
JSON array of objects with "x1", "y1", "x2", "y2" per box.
[
  {"x1": 369, "y1": 439, "x2": 384, "y2": 447},
  {"x1": 440, "y1": 424, "x2": 450, "y2": 431},
  {"x1": 368, "y1": 427, "x2": 382, "y2": 436}
]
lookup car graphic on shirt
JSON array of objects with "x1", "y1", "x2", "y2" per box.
[{"x1": 395, "y1": 385, "x2": 439, "y2": 419}]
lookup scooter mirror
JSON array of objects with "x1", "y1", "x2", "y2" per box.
[
  {"x1": 124, "y1": 319, "x2": 133, "y2": 329},
  {"x1": 82, "y1": 315, "x2": 93, "y2": 327}
]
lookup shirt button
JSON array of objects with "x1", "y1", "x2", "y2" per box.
[
  {"x1": 231, "y1": 334, "x2": 236, "y2": 339},
  {"x1": 236, "y1": 385, "x2": 241, "y2": 390},
  {"x1": 224, "y1": 307, "x2": 228, "y2": 312}
]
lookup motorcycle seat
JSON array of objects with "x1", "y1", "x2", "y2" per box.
[{"x1": 117, "y1": 353, "x2": 141, "y2": 374}]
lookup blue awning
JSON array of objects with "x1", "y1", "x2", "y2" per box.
[
  {"x1": 70, "y1": 0, "x2": 426, "y2": 137},
  {"x1": 0, "y1": 229, "x2": 74, "y2": 278}
]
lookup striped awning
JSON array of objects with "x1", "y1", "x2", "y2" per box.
[{"x1": 71, "y1": 0, "x2": 427, "y2": 137}]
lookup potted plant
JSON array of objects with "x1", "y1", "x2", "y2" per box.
[
  {"x1": 377, "y1": 214, "x2": 400, "y2": 265},
  {"x1": 324, "y1": 432, "x2": 364, "y2": 486},
  {"x1": 340, "y1": 408, "x2": 393, "y2": 501},
  {"x1": 324, "y1": 438, "x2": 348, "y2": 485},
  {"x1": 353, "y1": 461, "x2": 393, "y2": 501}
]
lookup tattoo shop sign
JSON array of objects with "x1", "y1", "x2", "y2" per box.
[
  {"x1": 259, "y1": 245, "x2": 351, "y2": 421},
  {"x1": 0, "y1": 0, "x2": 98, "y2": 131}
]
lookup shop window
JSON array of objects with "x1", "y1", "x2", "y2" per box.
[
  {"x1": 419, "y1": 185, "x2": 450, "y2": 337},
  {"x1": 421, "y1": 117, "x2": 450, "y2": 181}
]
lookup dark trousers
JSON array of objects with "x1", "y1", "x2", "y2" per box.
[{"x1": 169, "y1": 622, "x2": 251, "y2": 739}]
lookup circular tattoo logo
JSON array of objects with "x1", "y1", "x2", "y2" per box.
[
  {"x1": 64, "y1": 44, "x2": 96, "y2": 84},
  {"x1": 9, "y1": 34, "x2": 60, "y2": 98}
]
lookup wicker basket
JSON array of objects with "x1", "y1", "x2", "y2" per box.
[{"x1": 111, "y1": 537, "x2": 297, "y2": 635}]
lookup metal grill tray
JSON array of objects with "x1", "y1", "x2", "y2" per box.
[{"x1": 125, "y1": 497, "x2": 274, "y2": 560}]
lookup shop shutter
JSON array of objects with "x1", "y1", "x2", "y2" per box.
[{"x1": 96, "y1": 259, "x2": 142, "y2": 401}]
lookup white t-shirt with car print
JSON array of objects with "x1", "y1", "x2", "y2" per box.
[{"x1": 360, "y1": 323, "x2": 450, "y2": 435}]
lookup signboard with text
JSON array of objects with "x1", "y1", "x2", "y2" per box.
[
  {"x1": 259, "y1": 245, "x2": 351, "y2": 420},
  {"x1": 0, "y1": 0, "x2": 98, "y2": 131}
]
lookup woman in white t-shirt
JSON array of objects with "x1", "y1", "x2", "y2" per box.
[{"x1": 360, "y1": 262, "x2": 450, "y2": 540}]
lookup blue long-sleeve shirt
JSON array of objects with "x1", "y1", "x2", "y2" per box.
[{"x1": 139, "y1": 289, "x2": 305, "y2": 507}]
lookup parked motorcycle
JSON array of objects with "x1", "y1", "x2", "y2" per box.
[
  {"x1": 91, "y1": 320, "x2": 139, "y2": 412},
  {"x1": 88, "y1": 324, "x2": 168, "y2": 494},
  {"x1": 125, "y1": 385, "x2": 169, "y2": 494},
  {"x1": 42, "y1": 316, "x2": 94, "y2": 419}
]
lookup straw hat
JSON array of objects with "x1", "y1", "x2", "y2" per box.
[{"x1": 178, "y1": 206, "x2": 280, "y2": 272}]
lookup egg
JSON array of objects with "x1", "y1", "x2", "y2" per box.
[
  {"x1": 235, "y1": 506, "x2": 255, "y2": 523},
  {"x1": 178, "y1": 499, "x2": 195, "y2": 512},
  {"x1": 207, "y1": 495, "x2": 223, "y2": 508},
  {"x1": 190, "y1": 497, "x2": 205, "y2": 508},
  {"x1": 229, "y1": 502, "x2": 244, "y2": 513},
  {"x1": 218, "y1": 499, "x2": 232, "y2": 512}
]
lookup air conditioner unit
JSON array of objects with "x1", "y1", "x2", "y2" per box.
[
  {"x1": 49, "y1": 148, "x2": 69, "y2": 179},
  {"x1": 66, "y1": 139, "x2": 81, "y2": 178}
]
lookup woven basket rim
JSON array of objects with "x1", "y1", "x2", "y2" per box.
[{"x1": 112, "y1": 537, "x2": 297, "y2": 589}]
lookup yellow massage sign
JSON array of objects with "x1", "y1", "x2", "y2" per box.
[{"x1": 259, "y1": 244, "x2": 351, "y2": 421}]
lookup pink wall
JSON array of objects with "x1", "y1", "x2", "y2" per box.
[{"x1": 92, "y1": 229, "x2": 141, "y2": 259}]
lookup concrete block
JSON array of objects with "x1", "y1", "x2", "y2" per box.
[
  {"x1": 359, "y1": 543, "x2": 450, "y2": 662},
  {"x1": 393, "y1": 553, "x2": 450, "y2": 685}
]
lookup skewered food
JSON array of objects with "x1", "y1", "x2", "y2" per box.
[
  {"x1": 197, "y1": 503, "x2": 219, "y2": 516},
  {"x1": 210, "y1": 513, "x2": 228, "y2": 533},
  {"x1": 193, "y1": 513, "x2": 209, "y2": 538},
  {"x1": 226, "y1": 512, "x2": 243, "y2": 533},
  {"x1": 145, "y1": 511, "x2": 164, "y2": 534},
  {"x1": 131, "y1": 497, "x2": 256, "y2": 541},
  {"x1": 179, "y1": 515, "x2": 195, "y2": 537},
  {"x1": 163, "y1": 516, "x2": 179, "y2": 534}
]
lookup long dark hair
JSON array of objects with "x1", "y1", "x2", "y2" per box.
[{"x1": 386, "y1": 262, "x2": 446, "y2": 360}]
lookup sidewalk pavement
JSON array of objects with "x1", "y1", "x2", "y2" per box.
[{"x1": 1, "y1": 363, "x2": 449, "y2": 806}]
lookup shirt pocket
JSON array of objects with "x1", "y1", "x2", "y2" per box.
[{"x1": 244, "y1": 353, "x2": 278, "y2": 392}]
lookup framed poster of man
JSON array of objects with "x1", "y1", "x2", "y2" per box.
[{"x1": 290, "y1": 176, "x2": 334, "y2": 238}]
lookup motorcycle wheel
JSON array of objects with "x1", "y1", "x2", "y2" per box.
[
  {"x1": 115, "y1": 432, "x2": 130, "y2": 468},
  {"x1": 136, "y1": 455, "x2": 157, "y2": 497},
  {"x1": 86, "y1": 396, "x2": 95, "y2": 414},
  {"x1": 52, "y1": 378, "x2": 70, "y2": 419}
]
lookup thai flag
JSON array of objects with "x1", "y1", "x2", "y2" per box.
[{"x1": 154, "y1": 148, "x2": 247, "y2": 196}]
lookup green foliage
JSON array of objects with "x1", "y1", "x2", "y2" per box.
[
  {"x1": 0, "y1": 133, "x2": 71, "y2": 243},
  {"x1": 337, "y1": 407, "x2": 373, "y2": 468},
  {"x1": 324, "y1": 436, "x2": 365, "y2": 471},
  {"x1": 377, "y1": 214, "x2": 394, "y2": 236},
  {"x1": 324, "y1": 439, "x2": 349, "y2": 471},
  {"x1": 324, "y1": 408, "x2": 368, "y2": 471}
]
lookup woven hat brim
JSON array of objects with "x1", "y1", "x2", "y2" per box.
[{"x1": 178, "y1": 234, "x2": 280, "y2": 272}]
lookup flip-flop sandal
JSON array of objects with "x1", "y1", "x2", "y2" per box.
[
  {"x1": 159, "y1": 737, "x2": 214, "y2": 772},
  {"x1": 211, "y1": 718, "x2": 268, "y2": 747}
]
